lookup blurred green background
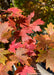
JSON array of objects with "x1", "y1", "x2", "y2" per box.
[{"x1": 12, "y1": 0, "x2": 54, "y2": 25}]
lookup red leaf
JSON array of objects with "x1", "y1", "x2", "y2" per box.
[
  {"x1": 19, "y1": 18, "x2": 44, "y2": 42},
  {"x1": 8, "y1": 40, "x2": 23, "y2": 53}
]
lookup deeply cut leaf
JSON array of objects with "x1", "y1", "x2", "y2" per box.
[
  {"x1": 34, "y1": 34, "x2": 51, "y2": 50},
  {"x1": 36, "y1": 49, "x2": 54, "y2": 72},
  {"x1": 16, "y1": 48, "x2": 31, "y2": 65}
]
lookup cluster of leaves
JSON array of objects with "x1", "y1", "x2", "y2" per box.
[{"x1": 0, "y1": 7, "x2": 54, "y2": 75}]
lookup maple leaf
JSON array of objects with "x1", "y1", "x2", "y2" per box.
[
  {"x1": 7, "y1": 10, "x2": 44, "y2": 42},
  {"x1": 16, "y1": 48, "x2": 31, "y2": 65},
  {"x1": 36, "y1": 49, "x2": 54, "y2": 72},
  {"x1": 14, "y1": 12, "x2": 44, "y2": 42},
  {"x1": 0, "y1": 22, "x2": 13, "y2": 43},
  {"x1": 0, "y1": 48, "x2": 10, "y2": 65},
  {"x1": 34, "y1": 34, "x2": 51, "y2": 50},
  {"x1": 15, "y1": 65, "x2": 36, "y2": 75},
  {"x1": 19, "y1": 18, "x2": 44, "y2": 42}
]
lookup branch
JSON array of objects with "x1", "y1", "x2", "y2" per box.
[{"x1": 36, "y1": 64, "x2": 52, "y2": 75}]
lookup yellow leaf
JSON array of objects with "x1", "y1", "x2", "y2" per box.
[
  {"x1": 0, "y1": 48, "x2": 10, "y2": 65},
  {"x1": 36, "y1": 49, "x2": 54, "y2": 72}
]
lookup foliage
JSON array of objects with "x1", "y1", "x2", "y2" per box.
[{"x1": 0, "y1": 7, "x2": 54, "y2": 75}]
